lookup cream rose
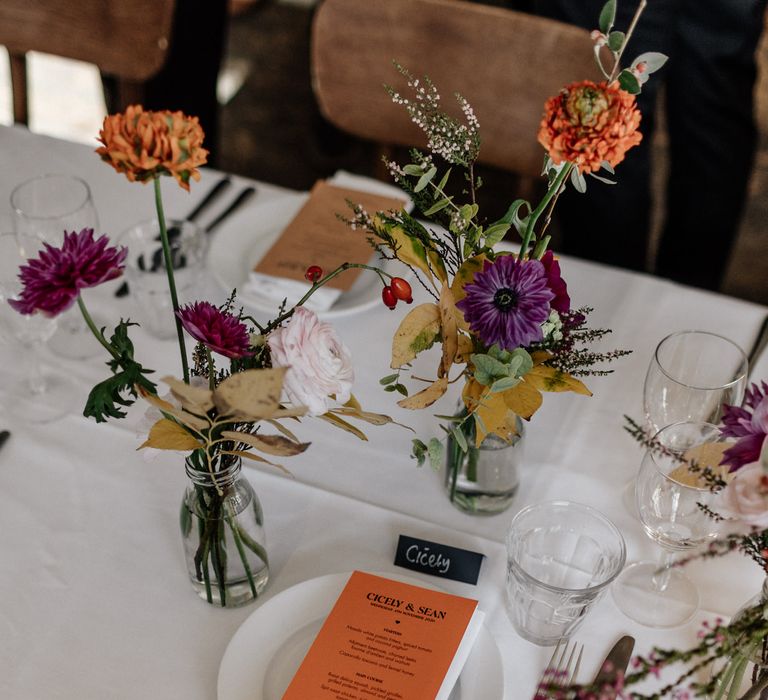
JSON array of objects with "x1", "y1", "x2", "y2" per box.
[
  {"x1": 717, "y1": 458, "x2": 768, "y2": 529},
  {"x1": 267, "y1": 307, "x2": 353, "y2": 416}
]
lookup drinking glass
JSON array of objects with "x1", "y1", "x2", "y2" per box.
[
  {"x1": 612, "y1": 421, "x2": 724, "y2": 628},
  {"x1": 11, "y1": 173, "x2": 102, "y2": 359},
  {"x1": 505, "y1": 500, "x2": 626, "y2": 646},
  {"x1": 0, "y1": 233, "x2": 77, "y2": 423},
  {"x1": 644, "y1": 330, "x2": 748, "y2": 434},
  {"x1": 118, "y1": 219, "x2": 208, "y2": 339}
]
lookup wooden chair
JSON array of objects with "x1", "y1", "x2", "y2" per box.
[
  {"x1": 310, "y1": 0, "x2": 600, "y2": 179},
  {"x1": 0, "y1": 0, "x2": 176, "y2": 125}
]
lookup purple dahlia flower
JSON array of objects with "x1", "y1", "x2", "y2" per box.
[
  {"x1": 176, "y1": 301, "x2": 253, "y2": 359},
  {"x1": 9, "y1": 228, "x2": 127, "y2": 317},
  {"x1": 720, "y1": 381, "x2": 768, "y2": 472},
  {"x1": 455, "y1": 255, "x2": 554, "y2": 350}
]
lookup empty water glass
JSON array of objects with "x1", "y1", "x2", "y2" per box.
[
  {"x1": 505, "y1": 500, "x2": 626, "y2": 646},
  {"x1": 119, "y1": 219, "x2": 208, "y2": 339},
  {"x1": 644, "y1": 330, "x2": 748, "y2": 434}
]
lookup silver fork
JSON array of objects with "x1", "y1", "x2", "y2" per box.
[{"x1": 534, "y1": 639, "x2": 584, "y2": 698}]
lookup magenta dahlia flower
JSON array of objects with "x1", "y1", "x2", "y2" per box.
[
  {"x1": 176, "y1": 301, "x2": 253, "y2": 359},
  {"x1": 9, "y1": 228, "x2": 127, "y2": 317},
  {"x1": 456, "y1": 255, "x2": 554, "y2": 350},
  {"x1": 539, "y1": 250, "x2": 570, "y2": 313},
  {"x1": 720, "y1": 381, "x2": 768, "y2": 472}
]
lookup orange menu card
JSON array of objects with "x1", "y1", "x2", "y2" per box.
[
  {"x1": 254, "y1": 180, "x2": 406, "y2": 291},
  {"x1": 282, "y1": 571, "x2": 483, "y2": 700}
]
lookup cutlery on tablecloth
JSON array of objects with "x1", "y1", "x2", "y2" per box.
[
  {"x1": 536, "y1": 639, "x2": 584, "y2": 696},
  {"x1": 114, "y1": 176, "x2": 235, "y2": 297},
  {"x1": 591, "y1": 635, "x2": 635, "y2": 686},
  {"x1": 0, "y1": 430, "x2": 10, "y2": 451}
]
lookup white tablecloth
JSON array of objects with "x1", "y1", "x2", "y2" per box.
[{"x1": 0, "y1": 125, "x2": 766, "y2": 699}]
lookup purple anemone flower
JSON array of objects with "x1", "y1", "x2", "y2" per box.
[
  {"x1": 9, "y1": 228, "x2": 127, "y2": 317},
  {"x1": 720, "y1": 381, "x2": 768, "y2": 471},
  {"x1": 539, "y1": 250, "x2": 570, "y2": 313},
  {"x1": 176, "y1": 301, "x2": 253, "y2": 359},
  {"x1": 456, "y1": 255, "x2": 554, "y2": 350}
]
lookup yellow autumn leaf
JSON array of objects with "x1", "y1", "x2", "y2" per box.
[
  {"x1": 379, "y1": 219, "x2": 435, "y2": 285},
  {"x1": 317, "y1": 412, "x2": 369, "y2": 441},
  {"x1": 450, "y1": 255, "x2": 488, "y2": 305},
  {"x1": 427, "y1": 248, "x2": 448, "y2": 285},
  {"x1": 139, "y1": 418, "x2": 203, "y2": 451},
  {"x1": 525, "y1": 365, "x2": 592, "y2": 396},
  {"x1": 391, "y1": 303, "x2": 441, "y2": 368},
  {"x1": 397, "y1": 377, "x2": 448, "y2": 410},
  {"x1": 220, "y1": 430, "x2": 310, "y2": 456},
  {"x1": 220, "y1": 450, "x2": 293, "y2": 477},
  {"x1": 501, "y1": 381, "x2": 543, "y2": 420},
  {"x1": 438, "y1": 284, "x2": 459, "y2": 378},
  {"x1": 472, "y1": 389, "x2": 518, "y2": 447},
  {"x1": 455, "y1": 333, "x2": 474, "y2": 364},
  {"x1": 161, "y1": 376, "x2": 214, "y2": 415},
  {"x1": 213, "y1": 368, "x2": 288, "y2": 419}
]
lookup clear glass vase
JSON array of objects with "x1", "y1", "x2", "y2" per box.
[
  {"x1": 180, "y1": 455, "x2": 269, "y2": 607},
  {"x1": 709, "y1": 578, "x2": 768, "y2": 699},
  {"x1": 443, "y1": 410, "x2": 524, "y2": 515}
]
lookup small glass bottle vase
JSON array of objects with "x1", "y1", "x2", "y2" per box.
[
  {"x1": 708, "y1": 578, "x2": 768, "y2": 699},
  {"x1": 180, "y1": 456, "x2": 269, "y2": 607},
  {"x1": 443, "y1": 413, "x2": 524, "y2": 515}
]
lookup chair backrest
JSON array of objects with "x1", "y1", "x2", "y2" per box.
[
  {"x1": 0, "y1": 0, "x2": 176, "y2": 124},
  {"x1": 311, "y1": 0, "x2": 600, "y2": 178}
]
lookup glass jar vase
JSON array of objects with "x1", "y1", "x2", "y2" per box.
[
  {"x1": 443, "y1": 411, "x2": 524, "y2": 515},
  {"x1": 180, "y1": 454, "x2": 269, "y2": 607}
]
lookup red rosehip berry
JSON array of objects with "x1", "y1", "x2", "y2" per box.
[
  {"x1": 305, "y1": 265, "x2": 323, "y2": 283},
  {"x1": 390, "y1": 277, "x2": 413, "y2": 303},
  {"x1": 381, "y1": 285, "x2": 397, "y2": 310}
]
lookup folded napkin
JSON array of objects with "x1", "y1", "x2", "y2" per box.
[{"x1": 243, "y1": 172, "x2": 409, "y2": 312}]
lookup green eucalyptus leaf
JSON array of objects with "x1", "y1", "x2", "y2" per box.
[
  {"x1": 600, "y1": 161, "x2": 615, "y2": 175},
  {"x1": 490, "y1": 376, "x2": 521, "y2": 393},
  {"x1": 379, "y1": 373, "x2": 399, "y2": 385},
  {"x1": 423, "y1": 198, "x2": 452, "y2": 216},
  {"x1": 589, "y1": 172, "x2": 617, "y2": 185},
  {"x1": 570, "y1": 167, "x2": 587, "y2": 194},
  {"x1": 436, "y1": 167, "x2": 451, "y2": 193},
  {"x1": 632, "y1": 51, "x2": 668, "y2": 74},
  {"x1": 618, "y1": 69, "x2": 641, "y2": 94},
  {"x1": 411, "y1": 438, "x2": 428, "y2": 467},
  {"x1": 483, "y1": 223, "x2": 510, "y2": 247},
  {"x1": 414, "y1": 166, "x2": 437, "y2": 193},
  {"x1": 599, "y1": 0, "x2": 616, "y2": 34},
  {"x1": 450, "y1": 425, "x2": 468, "y2": 452},
  {"x1": 608, "y1": 30, "x2": 625, "y2": 52},
  {"x1": 427, "y1": 437, "x2": 444, "y2": 471},
  {"x1": 403, "y1": 163, "x2": 424, "y2": 176}
]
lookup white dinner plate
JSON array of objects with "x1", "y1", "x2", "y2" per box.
[
  {"x1": 207, "y1": 194, "x2": 405, "y2": 320},
  {"x1": 217, "y1": 571, "x2": 504, "y2": 700}
]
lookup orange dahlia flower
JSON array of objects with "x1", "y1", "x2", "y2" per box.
[
  {"x1": 96, "y1": 105, "x2": 208, "y2": 191},
  {"x1": 537, "y1": 80, "x2": 642, "y2": 174}
]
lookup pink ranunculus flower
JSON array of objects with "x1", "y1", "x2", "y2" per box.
[
  {"x1": 717, "y1": 457, "x2": 768, "y2": 529},
  {"x1": 267, "y1": 307, "x2": 353, "y2": 416}
]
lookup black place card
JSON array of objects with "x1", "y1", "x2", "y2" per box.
[{"x1": 394, "y1": 534, "x2": 485, "y2": 585}]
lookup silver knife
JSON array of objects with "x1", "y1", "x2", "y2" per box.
[{"x1": 592, "y1": 635, "x2": 635, "y2": 685}]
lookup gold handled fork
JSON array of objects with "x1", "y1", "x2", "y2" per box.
[{"x1": 534, "y1": 639, "x2": 584, "y2": 698}]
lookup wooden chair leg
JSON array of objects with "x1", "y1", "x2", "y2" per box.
[{"x1": 9, "y1": 52, "x2": 28, "y2": 125}]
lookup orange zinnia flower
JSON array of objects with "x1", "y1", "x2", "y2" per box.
[
  {"x1": 96, "y1": 105, "x2": 208, "y2": 191},
  {"x1": 537, "y1": 80, "x2": 642, "y2": 174}
]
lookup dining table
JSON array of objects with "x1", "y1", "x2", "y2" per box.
[{"x1": 1, "y1": 122, "x2": 767, "y2": 700}]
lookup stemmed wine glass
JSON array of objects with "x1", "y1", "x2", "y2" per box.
[
  {"x1": 0, "y1": 232, "x2": 77, "y2": 423},
  {"x1": 644, "y1": 330, "x2": 748, "y2": 434},
  {"x1": 623, "y1": 330, "x2": 748, "y2": 515},
  {"x1": 613, "y1": 421, "x2": 725, "y2": 627},
  {"x1": 11, "y1": 173, "x2": 102, "y2": 359}
]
